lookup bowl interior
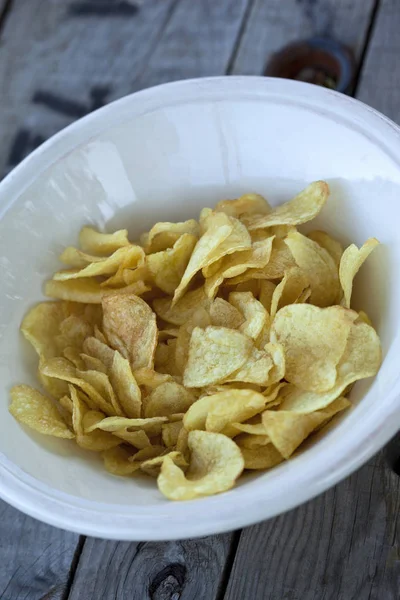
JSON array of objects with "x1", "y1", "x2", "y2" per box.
[{"x1": 1, "y1": 78, "x2": 400, "y2": 527}]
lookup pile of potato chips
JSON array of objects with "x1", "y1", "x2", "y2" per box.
[{"x1": 9, "y1": 181, "x2": 382, "y2": 500}]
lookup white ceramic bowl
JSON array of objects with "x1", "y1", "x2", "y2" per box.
[{"x1": 1, "y1": 77, "x2": 400, "y2": 541}]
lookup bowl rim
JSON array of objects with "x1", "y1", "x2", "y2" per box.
[{"x1": 1, "y1": 75, "x2": 400, "y2": 541}]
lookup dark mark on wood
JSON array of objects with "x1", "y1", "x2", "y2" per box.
[
  {"x1": 32, "y1": 86, "x2": 111, "y2": 118},
  {"x1": 7, "y1": 128, "x2": 45, "y2": 167},
  {"x1": 148, "y1": 563, "x2": 186, "y2": 599},
  {"x1": 69, "y1": 0, "x2": 138, "y2": 17}
]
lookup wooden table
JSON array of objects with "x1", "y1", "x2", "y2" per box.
[{"x1": 1, "y1": 1, "x2": 400, "y2": 598}]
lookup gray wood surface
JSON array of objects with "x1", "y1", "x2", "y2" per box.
[
  {"x1": 231, "y1": 0, "x2": 376, "y2": 77},
  {"x1": 224, "y1": 451, "x2": 400, "y2": 600},
  {"x1": 1, "y1": 0, "x2": 400, "y2": 599},
  {"x1": 0, "y1": 501, "x2": 80, "y2": 600},
  {"x1": 68, "y1": 533, "x2": 237, "y2": 600}
]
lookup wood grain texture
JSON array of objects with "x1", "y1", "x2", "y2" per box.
[
  {"x1": 224, "y1": 451, "x2": 400, "y2": 600},
  {"x1": 68, "y1": 533, "x2": 236, "y2": 600},
  {"x1": 357, "y1": 0, "x2": 400, "y2": 122},
  {"x1": 0, "y1": 0, "x2": 249, "y2": 176},
  {"x1": 230, "y1": 0, "x2": 376, "y2": 75},
  {"x1": 0, "y1": 500, "x2": 80, "y2": 600}
]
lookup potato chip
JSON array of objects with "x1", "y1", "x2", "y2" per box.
[
  {"x1": 162, "y1": 420, "x2": 183, "y2": 447},
  {"x1": 157, "y1": 431, "x2": 244, "y2": 500},
  {"x1": 269, "y1": 267, "x2": 309, "y2": 319},
  {"x1": 232, "y1": 422, "x2": 267, "y2": 436},
  {"x1": 102, "y1": 294, "x2": 157, "y2": 370},
  {"x1": 88, "y1": 415, "x2": 167, "y2": 436},
  {"x1": 240, "y1": 444, "x2": 284, "y2": 470},
  {"x1": 262, "y1": 410, "x2": 327, "y2": 459},
  {"x1": 45, "y1": 278, "x2": 149, "y2": 304},
  {"x1": 130, "y1": 446, "x2": 165, "y2": 462},
  {"x1": 145, "y1": 382, "x2": 196, "y2": 417},
  {"x1": 82, "y1": 336, "x2": 114, "y2": 369},
  {"x1": 113, "y1": 429, "x2": 151, "y2": 449},
  {"x1": 79, "y1": 226, "x2": 130, "y2": 255},
  {"x1": 227, "y1": 238, "x2": 295, "y2": 285},
  {"x1": 215, "y1": 193, "x2": 271, "y2": 218},
  {"x1": 204, "y1": 389, "x2": 267, "y2": 437},
  {"x1": 339, "y1": 238, "x2": 379, "y2": 308},
  {"x1": 142, "y1": 219, "x2": 199, "y2": 253},
  {"x1": 245, "y1": 181, "x2": 329, "y2": 230},
  {"x1": 183, "y1": 326, "x2": 253, "y2": 387},
  {"x1": 59, "y1": 247, "x2": 106, "y2": 268},
  {"x1": 69, "y1": 385, "x2": 88, "y2": 436},
  {"x1": 147, "y1": 233, "x2": 197, "y2": 295},
  {"x1": 78, "y1": 410, "x2": 122, "y2": 451},
  {"x1": 208, "y1": 298, "x2": 244, "y2": 329},
  {"x1": 56, "y1": 314, "x2": 93, "y2": 352},
  {"x1": 80, "y1": 353, "x2": 107, "y2": 373},
  {"x1": 236, "y1": 433, "x2": 271, "y2": 449},
  {"x1": 77, "y1": 368, "x2": 123, "y2": 416},
  {"x1": 259, "y1": 280, "x2": 276, "y2": 313},
  {"x1": 307, "y1": 230, "x2": 343, "y2": 267},
  {"x1": 21, "y1": 301, "x2": 75, "y2": 359},
  {"x1": 9, "y1": 385, "x2": 74, "y2": 439},
  {"x1": 53, "y1": 246, "x2": 144, "y2": 281},
  {"x1": 141, "y1": 451, "x2": 187, "y2": 477},
  {"x1": 224, "y1": 347, "x2": 274, "y2": 386},
  {"x1": 102, "y1": 446, "x2": 141, "y2": 476},
  {"x1": 133, "y1": 368, "x2": 172, "y2": 389},
  {"x1": 285, "y1": 231, "x2": 340, "y2": 307},
  {"x1": 40, "y1": 356, "x2": 115, "y2": 415},
  {"x1": 271, "y1": 305, "x2": 356, "y2": 392},
  {"x1": 153, "y1": 286, "x2": 210, "y2": 325},
  {"x1": 109, "y1": 351, "x2": 142, "y2": 418},
  {"x1": 175, "y1": 307, "x2": 211, "y2": 373},
  {"x1": 229, "y1": 292, "x2": 268, "y2": 341},
  {"x1": 229, "y1": 279, "x2": 261, "y2": 296},
  {"x1": 204, "y1": 237, "x2": 274, "y2": 298}
]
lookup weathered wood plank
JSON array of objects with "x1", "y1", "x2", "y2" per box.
[
  {"x1": 0, "y1": 500, "x2": 81, "y2": 600},
  {"x1": 231, "y1": 0, "x2": 376, "y2": 75},
  {"x1": 356, "y1": 0, "x2": 400, "y2": 122},
  {"x1": 0, "y1": 0, "x2": 250, "y2": 177},
  {"x1": 68, "y1": 533, "x2": 236, "y2": 600},
  {"x1": 224, "y1": 451, "x2": 400, "y2": 600}
]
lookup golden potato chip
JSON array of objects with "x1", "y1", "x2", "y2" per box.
[
  {"x1": 183, "y1": 326, "x2": 253, "y2": 387},
  {"x1": 133, "y1": 368, "x2": 172, "y2": 389},
  {"x1": 259, "y1": 280, "x2": 276, "y2": 313},
  {"x1": 69, "y1": 385, "x2": 87, "y2": 436},
  {"x1": 157, "y1": 430, "x2": 244, "y2": 500},
  {"x1": 102, "y1": 294, "x2": 157, "y2": 370},
  {"x1": 307, "y1": 230, "x2": 344, "y2": 267},
  {"x1": 82, "y1": 336, "x2": 114, "y2": 369},
  {"x1": 56, "y1": 314, "x2": 93, "y2": 352},
  {"x1": 175, "y1": 307, "x2": 211, "y2": 373},
  {"x1": 208, "y1": 298, "x2": 244, "y2": 329},
  {"x1": 21, "y1": 301, "x2": 72, "y2": 359},
  {"x1": 271, "y1": 305, "x2": 356, "y2": 392},
  {"x1": 9, "y1": 385, "x2": 74, "y2": 439},
  {"x1": 227, "y1": 238, "x2": 295, "y2": 285},
  {"x1": 77, "y1": 368, "x2": 123, "y2": 416},
  {"x1": 113, "y1": 429, "x2": 151, "y2": 449},
  {"x1": 108, "y1": 351, "x2": 142, "y2": 418},
  {"x1": 145, "y1": 382, "x2": 196, "y2": 417},
  {"x1": 339, "y1": 238, "x2": 379, "y2": 308},
  {"x1": 142, "y1": 219, "x2": 199, "y2": 253},
  {"x1": 204, "y1": 237, "x2": 274, "y2": 298},
  {"x1": 284, "y1": 231, "x2": 340, "y2": 307},
  {"x1": 156, "y1": 339, "x2": 180, "y2": 377},
  {"x1": 88, "y1": 415, "x2": 167, "y2": 436},
  {"x1": 80, "y1": 353, "x2": 107, "y2": 373},
  {"x1": 224, "y1": 347, "x2": 274, "y2": 386},
  {"x1": 77, "y1": 410, "x2": 122, "y2": 451},
  {"x1": 240, "y1": 444, "x2": 283, "y2": 470},
  {"x1": 229, "y1": 279, "x2": 261, "y2": 296},
  {"x1": 147, "y1": 233, "x2": 197, "y2": 295},
  {"x1": 262, "y1": 410, "x2": 327, "y2": 459},
  {"x1": 278, "y1": 384, "x2": 343, "y2": 413},
  {"x1": 336, "y1": 321, "x2": 381, "y2": 384},
  {"x1": 236, "y1": 433, "x2": 270, "y2": 449},
  {"x1": 40, "y1": 357, "x2": 115, "y2": 415},
  {"x1": 162, "y1": 420, "x2": 183, "y2": 447},
  {"x1": 45, "y1": 278, "x2": 149, "y2": 304},
  {"x1": 141, "y1": 451, "x2": 187, "y2": 477},
  {"x1": 53, "y1": 246, "x2": 144, "y2": 281},
  {"x1": 59, "y1": 247, "x2": 105, "y2": 268},
  {"x1": 158, "y1": 328, "x2": 179, "y2": 342},
  {"x1": 130, "y1": 446, "x2": 165, "y2": 462},
  {"x1": 79, "y1": 226, "x2": 130, "y2": 255},
  {"x1": 204, "y1": 389, "x2": 267, "y2": 437},
  {"x1": 232, "y1": 422, "x2": 267, "y2": 436},
  {"x1": 215, "y1": 193, "x2": 271, "y2": 218},
  {"x1": 229, "y1": 292, "x2": 268, "y2": 341},
  {"x1": 102, "y1": 446, "x2": 141, "y2": 476},
  {"x1": 153, "y1": 286, "x2": 210, "y2": 325},
  {"x1": 245, "y1": 181, "x2": 329, "y2": 230},
  {"x1": 270, "y1": 267, "x2": 309, "y2": 319}
]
